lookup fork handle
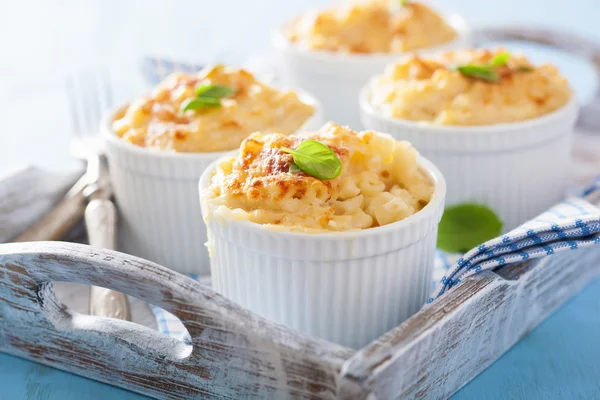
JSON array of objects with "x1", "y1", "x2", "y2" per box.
[
  {"x1": 85, "y1": 198, "x2": 131, "y2": 321},
  {"x1": 14, "y1": 173, "x2": 87, "y2": 242}
]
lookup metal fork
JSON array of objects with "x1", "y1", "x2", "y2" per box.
[{"x1": 64, "y1": 68, "x2": 131, "y2": 321}]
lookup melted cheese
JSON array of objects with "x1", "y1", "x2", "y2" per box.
[
  {"x1": 368, "y1": 49, "x2": 572, "y2": 125},
  {"x1": 284, "y1": 1, "x2": 457, "y2": 54},
  {"x1": 112, "y1": 65, "x2": 315, "y2": 152},
  {"x1": 203, "y1": 122, "x2": 433, "y2": 232}
]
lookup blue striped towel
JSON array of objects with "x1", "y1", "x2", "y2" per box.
[{"x1": 429, "y1": 194, "x2": 600, "y2": 302}]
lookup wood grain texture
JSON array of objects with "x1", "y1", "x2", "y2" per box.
[
  {"x1": 0, "y1": 241, "x2": 353, "y2": 400},
  {"x1": 451, "y1": 275, "x2": 600, "y2": 399},
  {"x1": 338, "y1": 246, "x2": 600, "y2": 399},
  {"x1": 1, "y1": 240, "x2": 599, "y2": 399}
]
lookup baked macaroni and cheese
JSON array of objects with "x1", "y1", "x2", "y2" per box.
[
  {"x1": 202, "y1": 122, "x2": 433, "y2": 232},
  {"x1": 112, "y1": 65, "x2": 315, "y2": 153},
  {"x1": 284, "y1": 0, "x2": 457, "y2": 54},
  {"x1": 367, "y1": 49, "x2": 572, "y2": 125}
]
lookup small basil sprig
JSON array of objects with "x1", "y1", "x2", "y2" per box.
[
  {"x1": 515, "y1": 66, "x2": 534, "y2": 72},
  {"x1": 456, "y1": 65, "x2": 500, "y2": 82},
  {"x1": 181, "y1": 84, "x2": 237, "y2": 112},
  {"x1": 196, "y1": 84, "x2": 236, "y2": 98},
  {"x1": 455, "y1": 52, "x2": 535, "y2": 82},
  {"x1": 289, "y1": 163, "x2": 302, "y2": 174},
  {"x1": 455, "y1": 51, "x2": 511, "y2": 83},
  {"x1": 437, "y1": 203, "x2": 503, "y2": 253},
  {"x1": 281, "y1": 140, "x2": 342, "y2": 180},
  {"x1": 489, "y1": 51, "x2": 511, "y2": 67}
]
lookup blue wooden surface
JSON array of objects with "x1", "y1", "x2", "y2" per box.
[
  {"x1": 454, "y1": 276, "x2": 600, "y2": 399},
  {"x1": 1, "y1": 275, "x2": 599, "y2": 399},
  {"x1": 0, "y1": 354, "x2": 147, "y2": 400}
]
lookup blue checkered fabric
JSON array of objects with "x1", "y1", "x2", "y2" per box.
[
  {"x1": 583, "y1": 175, "x2": 600, "y2": 198},
  {"x1": 429, "y1": 193, "x2": 600, "y2": 302},
  {"x1": 151, "y1": 274, "x2": 206, "y2": 341}
]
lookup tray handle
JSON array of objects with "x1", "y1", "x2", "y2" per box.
[
  {"x1": 339, "y1": 244, "x2": 600, "y2": 399},
  {"x1": 0, "y1": 241, "x2": 353, "y2": 399}
]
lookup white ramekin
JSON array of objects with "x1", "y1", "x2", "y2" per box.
[
  {"x1": 360, "y1": 87, "x2": 579, "y2": 231},
  {"x1": 272, "y1": 13, "x2": 469, "y2": 129},
  {"x1": 199, "y1": 156, "x2": 446, "y2": 349},
  {"x1": 102, "y1": 92, "x2": 323, "y2": 276}
]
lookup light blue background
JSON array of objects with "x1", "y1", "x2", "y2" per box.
[{"x1": 1, "y1": 0, "x2": 600, "y2": 398}]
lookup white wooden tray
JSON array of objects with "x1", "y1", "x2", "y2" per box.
[
  {"x1": 0, "y1": 240, "x2": 598, "y2": 399},
  {"x1": 0, "y1": 140, "x2": 599, "y2": 399}
]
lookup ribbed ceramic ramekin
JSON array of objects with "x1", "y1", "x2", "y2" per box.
[
  {"x1": 199, "y1": 156, "x2": 446, "y2": 349},
  {"x1": 102, "y1": 92, "x2": 322, "y2": 275},
  {"x1": 272, "y1": 13, "x2": 469, "y2": 129},
  {"x1": 360, "y1": 88, "x2": 579, "y2": 231}
]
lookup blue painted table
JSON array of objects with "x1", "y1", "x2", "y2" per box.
[
  {"x1": 2, "y1": 276, "x2": 600, "y2": 399},
  {"x1": 2, "y1": 275, "x2": 600, "y2": 399}
]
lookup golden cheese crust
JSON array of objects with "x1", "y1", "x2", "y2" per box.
[
  {"x1": 368, "y1": 48, "x2": 572, "y2": 125},
  {"x1": 284, "y1": 1, "x2": 457, "y2": 54},
  {"x1": 203, "y1": 122, "x2": 433, "y2": 232},
  {"x1": 112, "y1": 65, "x2": 315, "y2": 153}
]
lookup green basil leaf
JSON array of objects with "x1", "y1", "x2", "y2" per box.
[
  {"x1": 437, "y1": 203, "x2": 503, "y2": 253},
  {"x1": 489, "y1": 51, "x2": 511, "y2": 67},
  {"x1": 180, "y1": 97, "x2": 222, "y2": 112},
  {"x1": 196, "y1": 84, "x2": 237, "y2": 99},
  {"x1": 289, "y1": 163, "x2": 302, "y2": 174},
  {"x1": 515, "y1": 66, "x2": 534, "y2": 73},
  {"x1": 281, "y1": 140, "x2": 342, "y2": 180},
  {"x1": 400, "y1": 0, "x2": 409, "y2": 5},
  {"x1": 456, "y1": 65, "x2": 500, "y2": 82}
]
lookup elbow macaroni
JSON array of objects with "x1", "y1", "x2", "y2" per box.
[
  {"x1": 203, "y1": 122, "x2": 433, "y2": 232},
  {"x1": 284, "y1": 1, "x2": 457, "y2": 54},
  {"x1": 112, "y1": 65, "x2": 315, "y2": 153},
  {"x1": 368, "y1": 49, "x2": 573, "y2": 125}
]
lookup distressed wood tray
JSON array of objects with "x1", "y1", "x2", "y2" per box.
[
  {"x1": 1, "y1": 240, "x2": 599, "y2": 399},
  {"x1": 0, "y1": 161, "x2": 599, "y2": 399}
]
